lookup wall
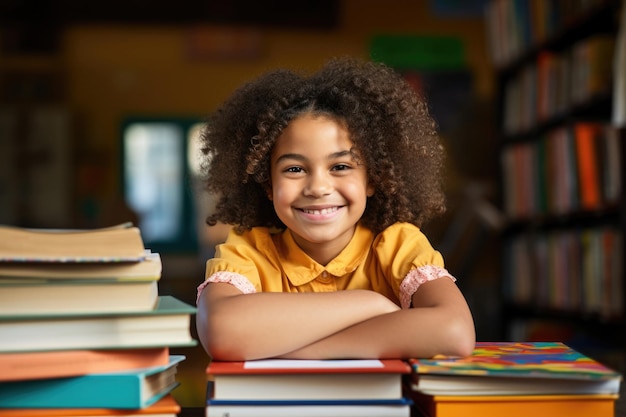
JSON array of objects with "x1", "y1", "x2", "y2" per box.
[{"x1": 60, "y1": 0, "x2": 491, "y2": 195}]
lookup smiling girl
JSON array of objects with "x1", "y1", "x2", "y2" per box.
[{"x1": 195, "y1": 57, "x2": 475, "y2": 361}]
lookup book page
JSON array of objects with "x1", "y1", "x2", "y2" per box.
[{"x1": 244, "y1": 359, "x2": 383, "y2": 369}]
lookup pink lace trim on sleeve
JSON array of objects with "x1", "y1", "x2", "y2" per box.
[
  {"x1": 399, "y1": 265, "x2": 456, "y2": 309},
  {"x1": 196, "y1": 271, "x2": 257, "y2": 304}
]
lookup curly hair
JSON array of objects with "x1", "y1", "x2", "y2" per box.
[{"x1": 199, "y1": 56, "x2": 446, "y2": 235}]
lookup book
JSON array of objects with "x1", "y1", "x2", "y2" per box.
[
  {"x1": 0, "y1": 393, "x2": 181, "y2": 416},
  {"x1": 574, "y1": 123, "x2": 602, "y2": 210},
  {"x1": 0, "y1": 222, "x2": 146, "y2": 262},
  {"x1": 410, "y1": 392, "x2": 619, "y2": 417},
  {"x1": 0, "y1": 295, "x2": 197, "y2": 353},
  {"x1": 601, "y1": 125, "x2": 622, "y2": 203},
  {"x1": 571, "y1": 35, "x2": 615, "y2": 103},
  {"x1": 206, "y1": 359, "x2": 411, "y2": 401},
  {"x1": 206, "y1": 399, "x2": 412, "y2": 417},
  {"x1": 0, "y1": 251, "x2": 162, "y2": 280},
  {"x1": 0, "y1": 355, "x2": 184, "y2": 409},
  {"x1": 0, "y1": 279, "x2": 159, "y2": 315},
  {"x1": 0, "y1": 347, "x2": 170, "y2": 382},
  {"x1": 408, "y1": 341, "x2": 622, "y2": 396},
  {"x1": 614, "y1": 0, "x2": 626, "y2": 127},
  {"x1": 0, "y1": 251, "x2": 162, "y2": 315}
]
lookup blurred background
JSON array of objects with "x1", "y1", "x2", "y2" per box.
[{"x1": 1, "y1": 0, "x2": 624, "y2": 408}]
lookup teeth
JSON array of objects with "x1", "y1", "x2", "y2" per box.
[{"x1": 302, "y1": 207, "x2": 338, "y2": 215}]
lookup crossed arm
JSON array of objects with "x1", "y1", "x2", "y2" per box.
[{"x1": 196, "y1": 278, "x2": 475, "y2": 361}]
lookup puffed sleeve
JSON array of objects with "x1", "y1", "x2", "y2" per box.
[
  {"x1": 373, "y1": 223, "x2": 456, "y2": 309},
  {"x1": 196, "y1": 228, "x2": 270, "y2": 303}
]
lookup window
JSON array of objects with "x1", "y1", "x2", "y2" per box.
[{"x1": 122, "y1": 118, "x2": 204, "y2": 253}]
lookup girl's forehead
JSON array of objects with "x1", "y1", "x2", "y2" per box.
[{"x1": 273, "y1": 115, "x2": 354, "y2": 151}]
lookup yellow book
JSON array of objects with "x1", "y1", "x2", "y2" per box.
[{"x1": 411, "y1": 392, "x2": 618, "y2": 417}]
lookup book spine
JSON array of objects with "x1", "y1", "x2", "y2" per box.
[{"x1": 504, "y1": 227, "x2": 623, "y2": 318}]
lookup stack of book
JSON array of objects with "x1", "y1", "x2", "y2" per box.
[
  {"x1": 205, "y1": 358, "x2": 413, "y2": 416},
  {"x1": 0, "y1": 223, "x2": 197, "y2": 416},
  {"x1": 407, "y1": 341, "x2": 623, "y2": 417}
]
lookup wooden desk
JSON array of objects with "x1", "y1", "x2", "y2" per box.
[
  {"x1": 617, "y1": 384, "x2": 626, "y2": 417},
  {"x1": 179, "y1": 408, "x2": 204, "y2": 417}
]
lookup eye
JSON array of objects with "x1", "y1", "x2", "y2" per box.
[
  {"x1": 284, "y1": 166, "x2": 304, "y2": 173},
  {"x1": 331, "y1": 164, "x2": 352, "y2": 171}
]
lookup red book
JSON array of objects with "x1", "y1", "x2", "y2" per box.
[
  {"x1": 0, "y1": 347, "x2": 169, "y2": 382},
  {"x1": 574, "y1": 123, "x2": 603, "y2": 210},
  {"x1": 206, "y1": 359, "x2": 411, "y2": 401}
]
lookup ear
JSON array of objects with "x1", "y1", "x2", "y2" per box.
[
  {"x1": 366, "y1": 183, "x2": 375, "y2": 197},
  {"x1": 264, "y1": 182, "x2": 273, "y2": 201}
]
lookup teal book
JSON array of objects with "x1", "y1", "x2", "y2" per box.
[{"x1": 0, "y1": 355, "x2": 184, "y2": 409}]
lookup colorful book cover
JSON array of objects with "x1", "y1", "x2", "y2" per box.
[
  {"x1": 410, "y1": 341, "x2": 621, "y2": 380},
  {"x1": 409, "y1": 342, "x2": 622, "y2": 396},
  {"x1": 0, "y1": 356, "x2": 184, "y2": 409}
]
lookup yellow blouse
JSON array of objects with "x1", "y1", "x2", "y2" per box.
[{"x1": 198, "y1": 222, "x2": 455, "y2": 309}]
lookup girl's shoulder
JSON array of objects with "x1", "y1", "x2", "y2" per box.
[
  {"x1": 224, "y1": 226, "x2": 283, "y2": 250},
  {"x1": 374, "y1": 222, "x2": 425, "y2": 243},
  {"x1": 372, "y1": 222, "x2": 442, "y2": 266}
]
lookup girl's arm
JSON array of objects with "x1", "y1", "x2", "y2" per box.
[
  {"x1": 196, "y1": 282, "x2": 400, "y2": 361},
  {"x1": 279, "y1": 278, "x2": 475, "y2": 359}
]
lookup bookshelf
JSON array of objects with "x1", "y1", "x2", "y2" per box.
[
  {"x1": 486, "y1": 0, "x2": 626, "y2": 369},
  {"x1": 0, "y1": 56, "x2": 75, "y2": 229}
]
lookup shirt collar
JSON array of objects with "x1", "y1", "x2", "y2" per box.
[{"x1": 278, "y1": 224, "x2": 374, "y2": 286}]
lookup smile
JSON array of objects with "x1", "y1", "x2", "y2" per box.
[{"x1": 300, "y1": 206, "x2": 340, "y2": 215}]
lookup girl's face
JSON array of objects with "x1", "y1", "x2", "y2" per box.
[{"x1": 269, "y1": 114, "x2": 374, "y2": 264}]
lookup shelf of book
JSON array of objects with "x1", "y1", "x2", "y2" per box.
[
  {"x1": 487, "y1": 0, "x2": 621, "y2": 75},
  {"x1": 486, "y1": 0, "x2": 626, "y2": 371}
]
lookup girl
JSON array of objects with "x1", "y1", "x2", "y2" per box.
[{"x1": 196, "y1": 57, "x2": 475, "y2": 361}]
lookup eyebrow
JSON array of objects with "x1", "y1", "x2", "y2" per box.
[{"x1": 275, "y1": 150, "x2": 353, "y2": 164}]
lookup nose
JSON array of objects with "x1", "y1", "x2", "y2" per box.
[{"x1": 304, "y1": 170, "x2": 332, "y2": 198}]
